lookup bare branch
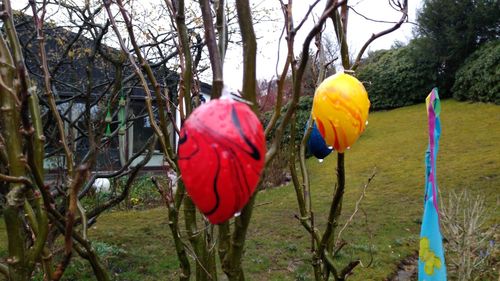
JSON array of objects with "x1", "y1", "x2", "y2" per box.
[
  {"x1": 340, "y1": 260, "x2": 361, "y2": 279},
  {"x1": 78, "y1": 136, "x2": 156, "y2": 199},
  {"x1": 236, "y1": 0, "x2": 258, "y2": 106},
  {"x1": 29, "y1": 0, "x2": 75, "y2": 177},
  {"x1": 349, "y1": 5, "x2": 402, "y2": 24},
  {"x1": 0, "y1": 174, "x2": 32, "y2": 186},
  {"x1": 336, "y1": 170, "x2": 376, "y2": 244},
  {"x1": 103, "y1": 0, "x2": 176, "y2": 169},
  {"x1": 199, "y1": 0, "x2": 223, "y2": 99},
  {"x1": 264, "y1": 0, "x2": 293, "y2": 137},
  {"x1": 85, "y1": 135, "x2": 157, "y2": 220},
  {"x1": 350, "y1": 0, "x2": 408, "y2": 70},
  {"x1": 64, "y1": 165, "x2": 89, "y2": 260},
  {"x1": 294, "y1": 0, "x2": 322, "y2": 33},
  {"x1": 266, "y1": 0, "x2": 346, "y2": 163},
  {"x1": 0, "y1": 263, "x2": 8, "y2": 277}
]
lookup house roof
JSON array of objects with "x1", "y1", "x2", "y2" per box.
[{"x1": 12, "y1": 12, "x2": 211, "y2": 103}]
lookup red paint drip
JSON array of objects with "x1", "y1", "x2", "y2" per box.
[
  {"x1": 316, "y1": 119, "x2": 326, "y2": 138},
  {"x1": 329, "y1": 120, "x2": 340, "y2": 151}
]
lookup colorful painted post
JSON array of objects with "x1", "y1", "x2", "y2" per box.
[{"x1": 418, "y1": 88, "x2": 447, "y2": 280}]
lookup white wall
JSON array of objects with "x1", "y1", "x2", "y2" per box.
[{"x1": 174, "y1": 91, "x2": 211, "y2": 151}]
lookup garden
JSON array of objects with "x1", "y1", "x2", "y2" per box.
[{"x1": 0, "y1": 0, "x2": 498, "y2": 280}]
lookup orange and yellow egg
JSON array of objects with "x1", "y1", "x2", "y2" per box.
[{"x1": 312, "y1": 72, "x2": 370, "y2": 153}]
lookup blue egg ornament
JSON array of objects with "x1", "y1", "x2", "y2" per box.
[{"x1": 307, "y1": 121, "x2": 333, "y2": 159}]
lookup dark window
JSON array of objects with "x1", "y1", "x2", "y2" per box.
[{"x1": 130, "y1": 101, "x2": 161, "y2": 153}]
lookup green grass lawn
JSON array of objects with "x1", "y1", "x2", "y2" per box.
[{"x1": 1, "y1": 100, "x2": 499, "y2": 280}]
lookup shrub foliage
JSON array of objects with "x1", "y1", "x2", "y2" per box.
[
  {"x1": 356, "y1": 39, "x2": 437, "y2": 110},
  {"x1": 262, "y1": 95, "x2": 314, "y2": 144},
  {"x1": 452, "y1": 41, "x2": 500, "y2": 104},
  {"x1": 416, "y1": 0, "x2": 500, "y2": 96}
]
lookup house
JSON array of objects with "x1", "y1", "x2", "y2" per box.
[{"x1": 12, "y1": 12, "x2": 211, "y2": 174}]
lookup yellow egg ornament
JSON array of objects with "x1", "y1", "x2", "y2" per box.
[{"x1": 312, "y1": 72, "x2": 370, "y2": 153}]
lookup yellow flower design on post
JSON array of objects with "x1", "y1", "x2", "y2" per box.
[{"x1": 419, "y1": 237, "x2": 442, "y2": 275}]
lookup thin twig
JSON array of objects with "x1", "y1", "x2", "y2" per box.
[
  {"x1": 264, "y1": 0, "x2": 292, "y2": 137},
  {"x1": 359, "y1": 208, "x2": 374, "y2": 268},
  {"x1": 29, "y1": 0, "x2": 75, "y2": 178},
  {"x1": 349, "y1": 5, "x2": 402, "y2": 24},
  {"x1": 0, "y1": 263, "x2": 8, "y2": 277},
  {"x1": 266, "y1": 0, "x2": 347, "y2": 163},
  {"x1": 199, "y1": 0, "x2": 223, "y2": 99},
  {"x1": 0, "y1": 174, "x2": 33, "y2": 186},
  {"x1": 336, "y1": 170, "x2": 376, "y2": 244},
  {"x1": 254, "y1": 201, "x2": 273, "y2": 208},
  {"x1": 115, "y1": 0, "x2": 177, "y2": 164},
  {"x1": 350, "y1": 0, "x2": 408, "y2": 70},
  {"x1": 295, "y1": 0, "x2": 322, "y2": 33}
]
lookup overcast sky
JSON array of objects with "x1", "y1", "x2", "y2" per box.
[
  {"x1": 11, "y1": 0, "x2": 422, "y2": 89},
  {"x1": 224, "y1": 0, "x2": 422, "y2": 89}
]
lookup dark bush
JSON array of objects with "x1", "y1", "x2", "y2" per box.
[
  {"x1": 81, "y1": 175, "x2": 164, "y2": 211},
  {"x1": 260, "y1": 96, "x2": 314, "y2": 188},
  {"x1": 452, "y1": 41, "x2": 500, "y2": 104},
  {"x1": 260, "y1": 143, "x2": 292, "y2": 189},
  {"x1": 262, "y1": 95, "x2": 314, "y2": 144},
  {"x1": 356, "y1": 39, "x2": 437, "y2": 110}
]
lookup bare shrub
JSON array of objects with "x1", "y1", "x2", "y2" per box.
[
  {"x1": 261, "y1": 144, "x2": 292, "y2": 189},
  {"x1": 440, "y1": 189, "x2": 499, "y2": 280}
]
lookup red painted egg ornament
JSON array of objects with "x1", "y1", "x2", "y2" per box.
[
  {"x1": 178, "y1": 98, "x2": 266, "y2": 224},
  {"x1": 312, "y1": 72, "x2": 370, "y2": 153}
]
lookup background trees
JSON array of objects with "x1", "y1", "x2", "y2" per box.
[
  {"x1": 452, "y1": 40, "x2": 500, "y2": 104},
  {"x1": 356, "y1": 0, "x2": 499, "y2": 107},
  {"x1": 356, "y1": 38, "x2": 436, "y2": 110},
  {"x1": 415, "y1": 0, "x2": 499, "y2": 97}
]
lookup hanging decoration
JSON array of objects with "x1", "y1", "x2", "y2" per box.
[
  {"x1": 311, "y1": 72, "x2": 370, "y2": 152},
  {"x1": 105, "y1": 102, "x2": 112, "y2": 137},
  {"x1": 104, "y1": 85, "x2": 127, "y2": 137},
  {"x1": 117, "y1": 85, "x2": 127, "y2": 165},
  {"x1": 178, "y1": 98, "x2": 266, "y2": 224},
  {"x1": 418, "y1": 88, "x2": 446, "y2": 280},
  {"x1": 306, "y1": 121, "x2": 333, "y2": 160},
  {"x1": 118, "y1": 91, "x2": 126, "y2": 135}
]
